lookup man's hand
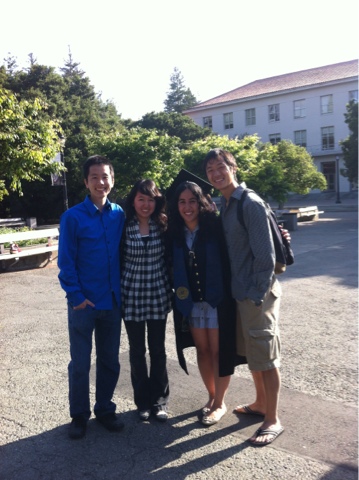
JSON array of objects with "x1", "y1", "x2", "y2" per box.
[
  {"x1": 73, "y1": 299, "x2": 95, "y2": 310},
  {"x1": 278, "y1": 225, "x2": 291, "y2": 243}
]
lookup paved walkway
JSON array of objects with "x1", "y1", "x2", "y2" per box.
[
  {"x1": 270, "y1": 190, "x2": 358, "y2": 211},
  {"x1": 0, "y1": 209, "x2": 357, "y2": 479}
]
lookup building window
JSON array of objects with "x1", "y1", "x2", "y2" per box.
[
  {"x1": 321, "y1": 126, "x2": 335, "y2": 150},
  {"x1": 349, "y1": 90, "x2": 358, "y2": 102},
  {"x1": 321, "y1": 162, "x2": 335, "y2": 191},
  {"x1": 245, "y1": 108, "x2": 256, "y2": 126},
  {"x1": 203, "y1": 116, "x2": 212, "y2": 129},
  {"x1": 268, "y1": 104, "x2": 280, "y2": 122},
  {"x1": 320, "y1": 95, "x2": 333, "y2": 114},
  {"x1": 293, "y1": 99, "x2": 306, "y2": 118},
  {"x1": 223, "y1": 112, "x2": 233, "y2": 129},
  {"x1": 294, "y1": 130, "x2": 307, "y2": 147},
  {"x1": 269, "y1": 133, "x2": 281, "y2": 145}
]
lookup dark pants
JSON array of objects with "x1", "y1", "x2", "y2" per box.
[
  {"x1": 124, "y1": 319, "x2": 169, "y2": 411},
  {"x1": 67, "y1": 299, "x2": 121, "y2": 420}
]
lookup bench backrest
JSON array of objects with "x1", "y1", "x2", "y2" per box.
[{"x1": 0, "y1": 228, "x2": 59, "y2": 244}]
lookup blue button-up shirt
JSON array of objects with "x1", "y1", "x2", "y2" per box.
[{"x1": 58, "y1": 195, "x2": 125, "y2": 309}]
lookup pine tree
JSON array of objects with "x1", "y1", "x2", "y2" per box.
[{"x1": 164, "y1": 67, "x2": 197, "y2": 113}]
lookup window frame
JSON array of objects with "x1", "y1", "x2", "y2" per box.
[
  {"x1": 223, "y1": 112, "x2": 234, "y2": 130},
  {"x1": 294, "y1": 130, "x2": 307, "y2": 147},
  {"x1": 245, "y1": 108, "x2": 256, "y2": 126},
  {"x1": 293, "y1": 99, "x2": 306, "y2": 118},
  {"x1": 203, "y1": 116, "x2": 213, "y2": 129},
  {"x1": 320, "y1": 95, "x2": 333, "y2": 115},
  {"x1": 349, "y1": 90, "x2": 358, "y2": 102},
  {"x1": 268, "y1": 104, "x2": 280, "y2": 122},
  {"x1": 321, "y1": 126, "x2": 335, "y2": 150},
  {"x1": 269, "y1": 133, "x2": 281, "y2": 145}
]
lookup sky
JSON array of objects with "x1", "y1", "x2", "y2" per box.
[{"x1": 1, "y1": 0, "x2": 358, "y2": 120}]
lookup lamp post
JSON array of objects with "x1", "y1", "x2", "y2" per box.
[
  {"x1": 61, "y1": 151, "x2": 69, "y2": 211},
  {"x1": 59, "y1": 135, "x2": 68, "y2": 211},
  {"x1": 335, "y1": 156, "x2": 341, "y2": 204}
]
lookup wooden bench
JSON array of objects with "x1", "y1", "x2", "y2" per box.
[{"x1": 0, "y1": 227, "x2": 59, "y2": 270}]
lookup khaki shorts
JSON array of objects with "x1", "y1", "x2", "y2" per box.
[{"x1": 236, "y1": 279, "x2": 281, "y2": 371}]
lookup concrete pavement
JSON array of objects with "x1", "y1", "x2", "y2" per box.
[
  {"x1": 271, "y1": 190, "x2": 358, "y2": 211},
  {"x1": 0, "y1": 209, "x2": 357, "y2": 479}
]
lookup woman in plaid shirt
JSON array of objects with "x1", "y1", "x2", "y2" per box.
[{"x1": 121, "y1": 180, "x2": 173, "y2": 422}]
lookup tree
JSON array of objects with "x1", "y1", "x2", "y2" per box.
[
  {"x1": 0, "y1": 87, "x2": 63, "y2": 201},
  {"x1": 164, "y1": 68, "x2": 198, "y2": 113},
  {"x1": 245, "y1": 140, "x2": 327, "y2": 206},
  {"x1": 3, "y1": 54, "x2": 18, "y2": 75},
  {"x1": 1, "y1": 52, "x2": 125, "y2": 219},
  {"x1": 137, "y1": 111, "x2": 211, "y2": 143},
  {"x1": 88, "y1": 128, "x2": 183, "y2": 199},
  {"x1": 181, "y1": 136, "x2": 327, "y2": 206},
  {"x1": 340, "y1": 100, "x2": 358, "y2": 184},
  {"x1": 181, "y1": 134, "x2": 260, "y2": 187}
]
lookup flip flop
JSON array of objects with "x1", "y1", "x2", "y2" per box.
[
  {"x1": 233, "y1": 405, "x2": 265, "y2": 416},
  {"x1": 248, "y1": 426, "x2": 284, "y2": 446}
]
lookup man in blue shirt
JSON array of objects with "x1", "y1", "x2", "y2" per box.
[{"x1": 58, "y1": 155, "x2": 125, "y2": 439}]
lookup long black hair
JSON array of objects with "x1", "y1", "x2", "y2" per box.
[{"x1": 168, "y1": 181, "x2": 218, "y2": 242}]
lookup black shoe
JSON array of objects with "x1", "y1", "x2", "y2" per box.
[
  {"x1": 69, "y1": 416, "x2": 87, "y2": 439},
  {"x1": 96, "y1": 412, "x2": 124, "y2": 432}
]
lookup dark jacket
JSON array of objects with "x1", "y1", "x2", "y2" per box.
[{"x1": 169, "y1": 216, "x2": 247, "y2": 377}]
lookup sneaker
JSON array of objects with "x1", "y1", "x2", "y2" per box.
[
  {"x1": 153, "y1": 407, "x2": 168, "y2": 423},
  {"x1": 69, "y1": 416, "x2": 87, "y2": 439},
  {"x1": 139, "y1": 409, "x2": 151, "y2": 421},
  {"x1": 96, "y1": 412, "x2": 124, "y2": 432}
]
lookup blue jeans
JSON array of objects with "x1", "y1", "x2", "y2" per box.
[
  {"x1": 124, "y1": 319, "x2": 169, "y2": 411},
  {"x1": 67, "y1": 298, "x2": 121, "y2": 419}
]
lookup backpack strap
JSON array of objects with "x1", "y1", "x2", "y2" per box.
[
  {"x1": 237, "y1": 188, "x2": 252, "y2": 229},
  {"x1": 237, "y1": 188, "x2": 273, "y2": 228},
  {"x1": 237, "y1": 188, "x2": 294, "y2": 271}
]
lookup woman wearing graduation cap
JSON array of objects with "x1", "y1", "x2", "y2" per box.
[{"x1": 166, "y1": 173, "x2": 246, "y2": 426}]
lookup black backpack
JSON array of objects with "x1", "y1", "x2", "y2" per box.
[{"x1": 237, "y1": 189, "x2": 294, "y2": 274}]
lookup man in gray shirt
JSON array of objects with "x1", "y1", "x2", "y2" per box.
[{"x1": 203, "y1": 148, "x2": 284, "y2": 446}]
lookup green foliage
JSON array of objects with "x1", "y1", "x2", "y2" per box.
[
  {"x1": 0, "y1": 87, "x2": 63, "y2": 201},
  {"x1": 87, "y1": 128, "x2": 183, "y2": 198},
  {"x1": 164, "y1": 68, "x2": 198, "y2": 113},
  {"x1": 1, "y1": 52, "x2": 331, "y2": 221},
  {"x1": 181, "y1": 134, "x2": 260, "y2": 191},
  {"x1": 246, "y1": 141, "x2": 327, "y2": 206},
  {"x1": 1, "y1": 52, "x2": 125, "y2": 218},
  {"x1": 340, "y1": 100, "x2": 358, "y2": 184},
  {"x1": 137, "y1": 111, "x2": 211, "y2": 143},
  {"x1": 181, "y1": 136, "x2": 327, "y2": 206}
]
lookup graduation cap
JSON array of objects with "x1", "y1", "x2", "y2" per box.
[{"x1": 165, "y1": 169, "x2": 213, "y2": 203}]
